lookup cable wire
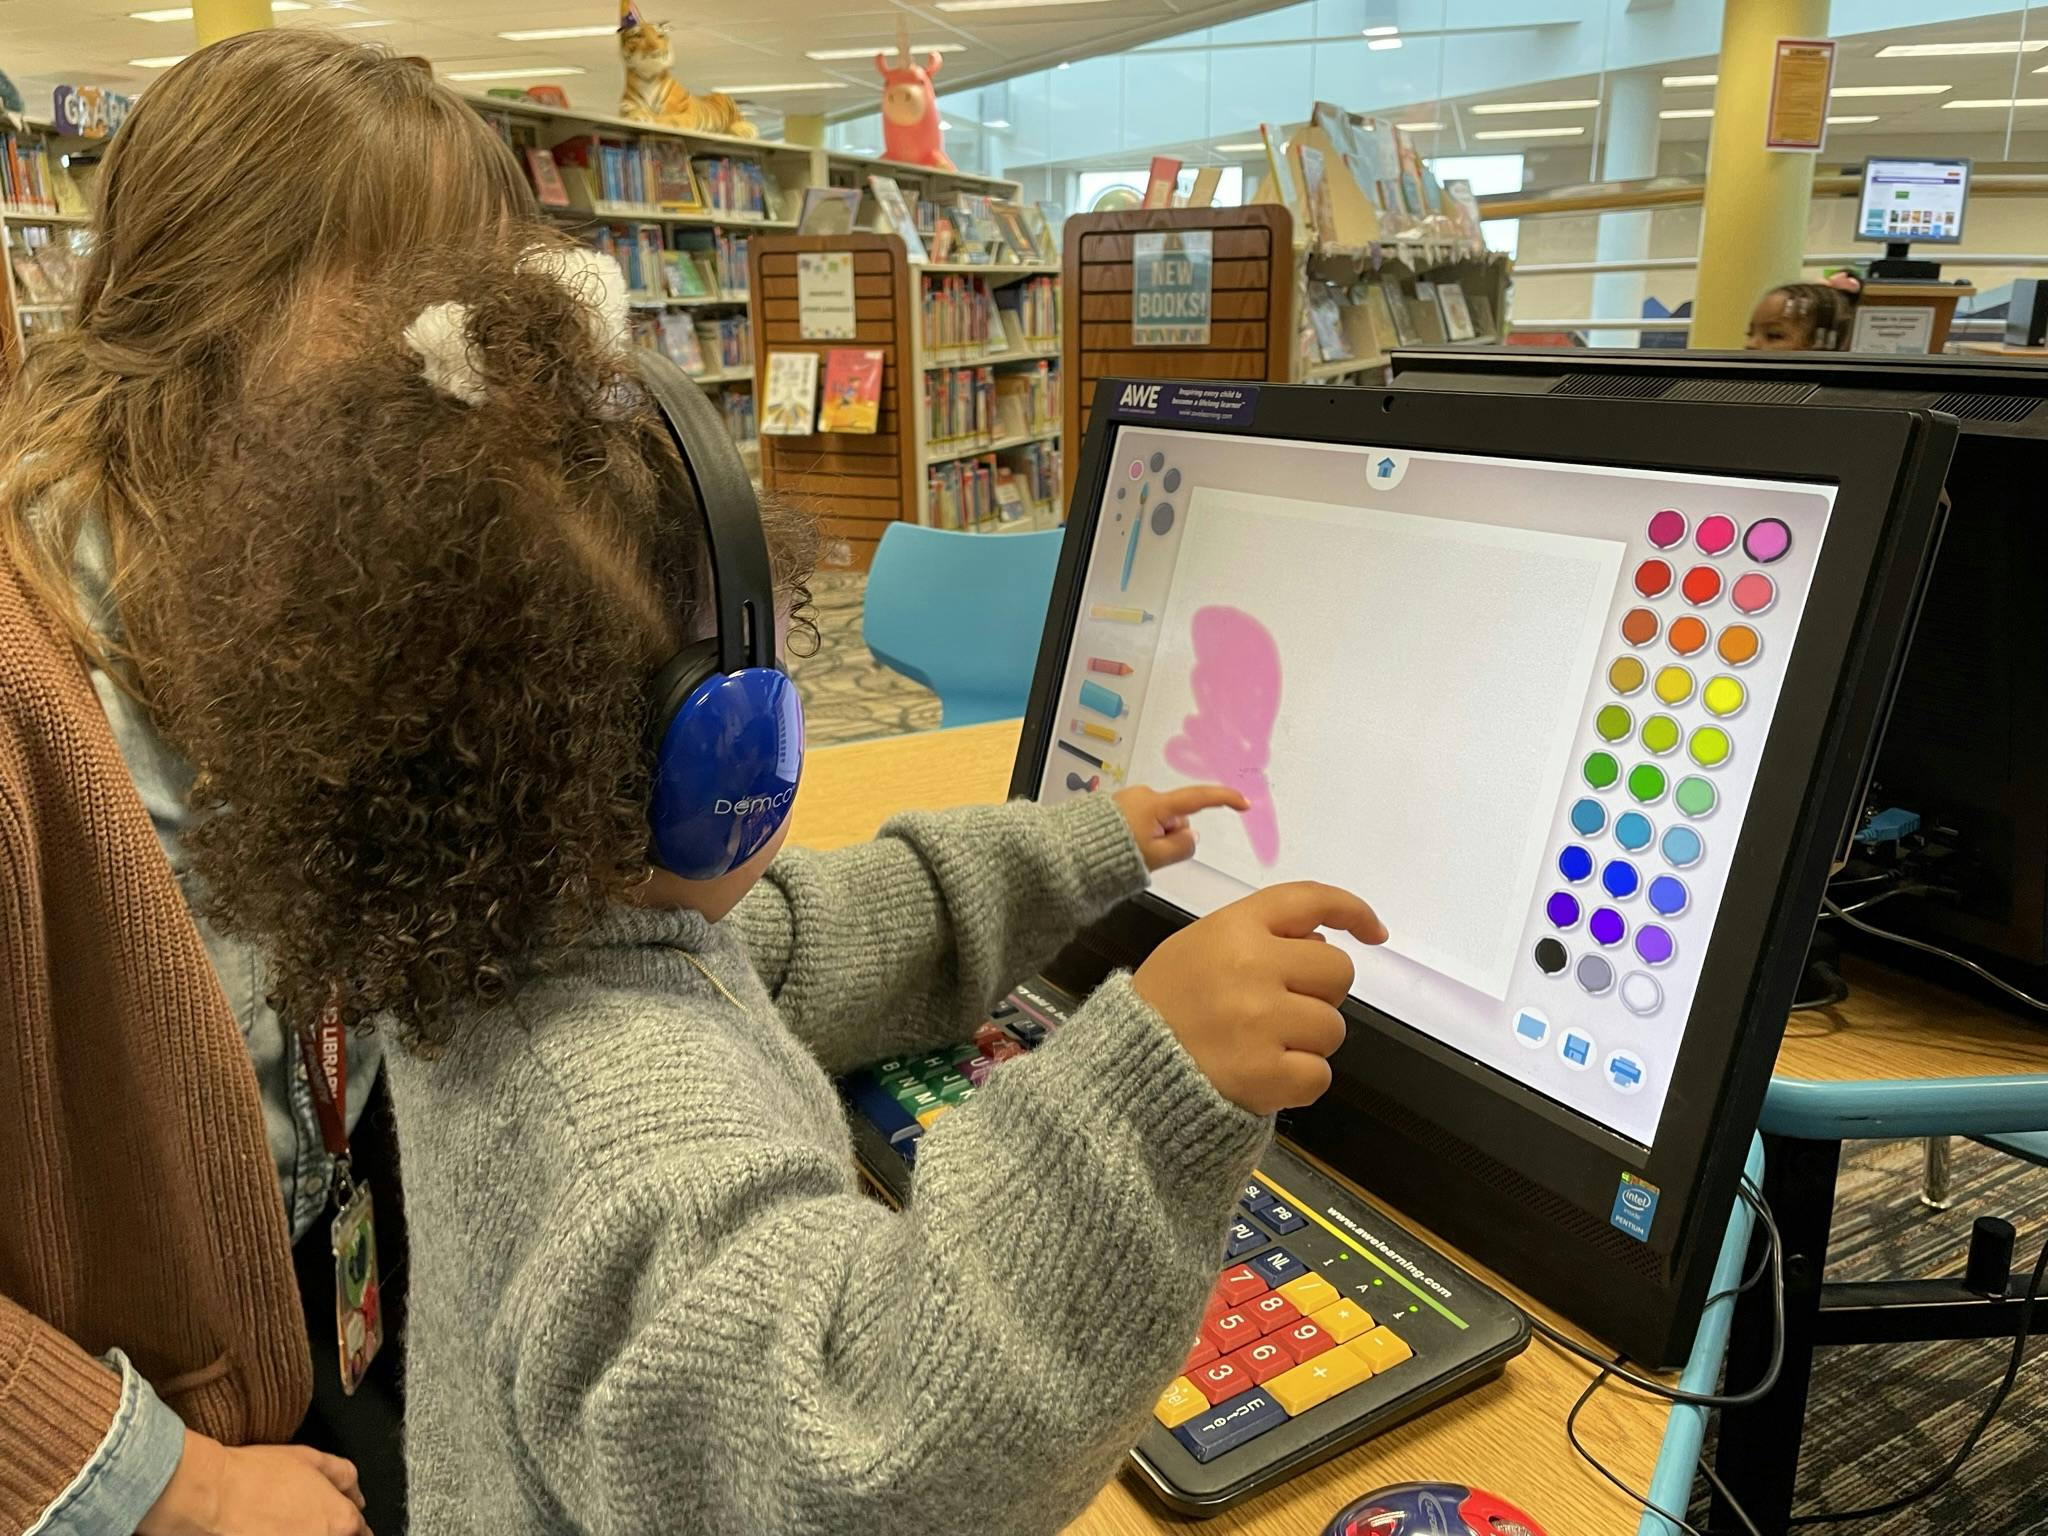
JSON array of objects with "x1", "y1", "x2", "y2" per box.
[{"x1": 1822, "y1": 898, "x2": 2048, "y2": 1012}]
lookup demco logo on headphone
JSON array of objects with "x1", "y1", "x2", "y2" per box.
[{"x1": 716, "y1": 787, "x2": 796, "y2": 817}]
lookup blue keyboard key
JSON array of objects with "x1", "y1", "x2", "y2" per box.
[
  {"x1": 1249, "y1": 1246, "x2": 1307, "y2": 1287},
  {"x1": 1260, "y1": 1201, "x2": 1307, "y2": 1235},
  {"x1": 1241, "y1": 1179, "x2": 1278, "y2": 1215},
  {"x1": 1171, "y1": 1388, "x2": 1290, "y2": 1463},
  {"x1": 1224, "y1": 1219, "x2": 1266, "y2": 1259}
]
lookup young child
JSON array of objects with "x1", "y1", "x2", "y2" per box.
[
  {"x1": 128, "y1": 237, "x2": 1386, "y2": 1532},
  {"x1": 1745, "y1": 274, "x2": 1861, "y2": 351}
]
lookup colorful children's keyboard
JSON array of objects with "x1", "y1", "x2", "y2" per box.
[{"x1": 840, "y1": 981, "x2": 1531, "y2": 1515}]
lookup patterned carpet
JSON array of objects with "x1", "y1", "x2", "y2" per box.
[{"x1": 794, "y1": 575, "x2": 2048, "y2": 1533}]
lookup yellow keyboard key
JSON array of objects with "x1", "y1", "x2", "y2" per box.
[
  {"x1": 1153, "y1": 1375, "x2": 1208, "y2": 1429},
  {"x1": 1277, "y1": 1273, "x2": 1341, "y2": 1316},
  {"x1": 1313, "y1": 1298, "x2": 1375, "y2": 1343},
  {"x1": 1266, "y1": 1345, "x2": 1374, "y2": 1416},
  {"x1": 915, "y1": 1104, "x2": 951, "y2": 1129},
  {"x1": 1350, "y1": 1325, "x2": 1414, "y2": 1375}
]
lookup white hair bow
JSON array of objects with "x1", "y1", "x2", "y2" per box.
[{"x1": 402, "y1": 244, "x2": 631, "y2": 405}]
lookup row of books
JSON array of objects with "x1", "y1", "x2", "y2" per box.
[
  {"x1": 1008, "y1": 277, "x2": 1060, "y2": 346},
  {"x1": 994, "y1": 362, "x2": 1060, "y2": 438},
  {"x1": 8, "y1": 227, "x2": 85, "y2": 309},
  {"x1": 694, "y1": 157, "x2": 775, "y2": 219},
  {"x1": 924, "y1": 365, "x2": 995, "y2": 446},
  {"x1": 760, "y1": 349, "x2": 886, "y2": 436},
  {"x1": 913, "y1": 191, "x2": 1059, "y2": 267},
  {"x1": 631, "y1": 311, "x2": 753, "y2": 377},
  {"x1": 581, "y1": 224, "x2": 752, "y2": 301},
  {"x1": 720, "y1": 388, "x2": 757, "y2": 449},
  {"x1": 0, "y1": 134, "x2": 64, "y2": 214},
  {"x1": 1009, "y1": 441, "x2": 1062, "y2": 520},
  {"x1": 927, "y1": 457, "x2": 998, "y2": 531},
  {"x1": 926, "y1": 442, "x2": 1063, "y2": 531},
  {"x1": 1304, "y1": 277, "x2": 1493, "y2": 365},
  {"x1": 523, "y1": 133, "x2": 780, "y2": 222},
  {"x1": 922, "y1": 275, "x2": 998, "y2": 356}
]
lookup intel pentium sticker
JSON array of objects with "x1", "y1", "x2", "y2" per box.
[{"x1": 1610, "y1": 1171, "x2": 1660, "y2": 1242}]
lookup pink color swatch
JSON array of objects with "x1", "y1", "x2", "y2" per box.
[{"x1": 1164, "y1": 605, "x2": 1282, "y2": 865}]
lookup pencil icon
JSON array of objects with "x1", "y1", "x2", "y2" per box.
[
  {"x1": 1091, "y1": 604, "x2": 1154, "y2": 624},
  {"x1": 1087, "y1": 658, "x2": 1134, "y2": 676},
  {"x1": 1069, "y1": 718, "x2": 1119, "y2": 744}
]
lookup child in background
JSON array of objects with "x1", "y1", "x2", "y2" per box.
[
  {"x1": 127, "y1": 236, "x2": 1386, "y2": 1534},
  {"x1": 1745, "y1": 273, "x2": 1862, "y2": 351}
]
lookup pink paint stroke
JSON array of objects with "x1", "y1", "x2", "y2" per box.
[{"x1": 1162, "y1": 605, "x2": 1282, "y2": 865}]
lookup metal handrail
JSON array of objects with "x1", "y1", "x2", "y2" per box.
[
  {"x1": 1517, "y1": 254, "x2": 2048, "y2": 277},
  {"x1": 1504, "y1": 316, "x2": 2009, "y2": 334}
]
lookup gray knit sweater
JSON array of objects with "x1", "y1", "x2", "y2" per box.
[{"x1": 385, "y1": 795, "x2": 1270, "y2": 1535}]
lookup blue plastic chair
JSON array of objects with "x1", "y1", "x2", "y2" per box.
[{"x1": 862, "y1": 525, "x2": 1064, "y2": 729}]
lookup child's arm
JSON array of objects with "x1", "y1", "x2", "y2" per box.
[
  {"x1": 493, "y1": 979, "x2": 1269, "y2": 1535},
  {"x1": 732, "y1": 791, "x2": 1149, "y2": 1072}
]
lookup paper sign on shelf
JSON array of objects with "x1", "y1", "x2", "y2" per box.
[
  {"x1": 1766, "y1": 37, "x2": 1836, "y2": 152},
  {"x1": 1132, "y1": 230, "x2": 1213, "y2": 347},
  {"x1": 1850, "y1": 305, "x2": 1936, "y2": 354},
  {"x1": 796, "y1": 252, "x2": 857, "y2": 341}
]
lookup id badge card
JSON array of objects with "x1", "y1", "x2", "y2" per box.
[{"x1": 331, "y1": 1182, "x2": 384, "y2": 1396}]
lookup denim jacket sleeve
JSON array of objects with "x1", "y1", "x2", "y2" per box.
[{"x1": 26, "y1": 1351, "x2": 187, "y2": 1536}]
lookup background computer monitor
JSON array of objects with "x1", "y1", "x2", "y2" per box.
[
  {"x1": 1390, "y1": 347, "x2": 2048, "y2": 972},
  {"x1": 1856, "y1": 155, "x2": 1970, "y2": 247},
  {"x1": 1017, "y1": 379, "x2": 1952, "y2": 1365}
]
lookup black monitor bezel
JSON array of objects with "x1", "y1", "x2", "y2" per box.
[
  {"x1": 1013, "y1": 382, "x2": 1953, "y2": 1364},
  {"x1": 1854, "y1": 154, "x2": 1972, "y2": 247}
]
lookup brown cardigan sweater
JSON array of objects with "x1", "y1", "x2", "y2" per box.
[{"x1": 0, "y1": 555, "x2": 310, "y2": 1532}]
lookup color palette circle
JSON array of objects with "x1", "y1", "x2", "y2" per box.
[
  {"x1": 1163, "y1": 468, "x2": 1182, "y2": 493},
  {"x1": 1620, "y1": 975, "x2": 1663, "y2": 1017},
  {"x1": 1621, "y1": 608, "x2": 1661, "y2": 648},
  {"x1": 1676, "y1": 776, "x2": 1718, "y2": 818},
  {"x1": 1584, "y1": 752, "x2": 1621, "y2": 789},
  {"x1": 1596, "y1": 704, "x2": 1634, "y2": 743},
  {"x1": 1744, "y1": 518, "x2": 1791, "y2": 563},
  {"x1": 1628, "y1": 763, "x2": 1667, "y2": 803},
  {"x1": 1662, "y1": 825, "x2": 1704, "y2": 868},
  {"x1": 1636, "y1": 924, "x2": 1675, "y2": 967},
  {"x1": 1718, "y1": 624, "x2": 1761, "y2": 667},
  {"x1": 1634, "y1": 559, "x2": 1674, "y2": 598},
  {"x1": 1128, "y1": 459, "x2": 1144, "y2": 479},
  {"x1": 1646, "y1": 509, "x2": 1687, "y2": 549},
  {"x1": 1696, "y1": 514, "x2": 1738, "y2": 556},
  {"x1": 1559, "y1": 845, "x2": 1595, "y2": 883},
  {"x1": 1648, "y1": 876, "x2": 1690, "y2": 917},
  {"x1": 1577, "y1": 955, "x2": 1615, "y2": 995},
  {"x1": 1731, "y1": 572, "x2": 1776, "y2": 616},
  {"x1": 1609, "y1": 657, "x2": 1647, "y2": 695},
  {"x1": 1590, "y1": 907, "x2": 1627, "y2": 947},
  {"x1": 1614, "y1": 812, "x2": 1654, "y2": 852},
  {"x1": 1703, "y1": 676, "x2": 1746, "y2": 717},
  {"x1": 1654, "y1": 666, "x2": 1695, "y2": 706},
  {"x1": 1689, "y1": 726, "x2": 1732, "y2": 768},
  {"x1": 1547, "y1": 891, "x2": 1583, "y2": 929},
  {"x1": 1152, "y1": 502, "x2": 1176, "y2": 535},
  {"x1": 1642, "y1": 715, "x2": 1682, "y2": 756},
  {"x1": 1534, "y1": 937, "x2": 1568, "y2": 975},
  {"x1": 1603, "y1": 860, "x2": 1640, "y2": 899},
  {"x1": 1149, "y1": 451, "x2": 1166, "y2": 473},
  {"x1": 1668, "y1": 616, "x2": 1708, "y2": 657},
  {"x1": 1571, "y1": 798, "x2": 1607, "y2": 836},
  {"x1": 1681, "y1": 566, "x2": 1723, "y2": 607}
]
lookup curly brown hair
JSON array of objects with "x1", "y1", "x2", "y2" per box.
[{"x1": 126, "y1": 238, "x2": 816, "y2": 1048}]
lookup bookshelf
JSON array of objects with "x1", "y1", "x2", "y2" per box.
[{"x1": 1, "y1": 121, "x2": 99, "y2": 376}]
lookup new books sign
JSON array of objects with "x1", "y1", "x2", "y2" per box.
[{"x1": 1132, "y1": 230, "x2": 1213, "y2": 347}]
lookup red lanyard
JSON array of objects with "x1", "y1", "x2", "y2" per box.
[{"x1": 292, "y1": 987, "x2": 354, "y2": 1201}]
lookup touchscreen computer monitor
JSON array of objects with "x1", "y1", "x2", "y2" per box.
[
  {"x1": 1857, "y1": 155, "x2": 1970, "y2": 246},
  {"x1": 1016, "y1": 382, "x2": 1952, "y2": 1363}
]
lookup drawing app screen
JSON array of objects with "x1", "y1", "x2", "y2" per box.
[{"x1": 1036, "y1": 425, "x2": 1835, "y2": 1147}]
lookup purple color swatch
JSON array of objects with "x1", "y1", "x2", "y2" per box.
[
  {"x1": 1744, "y1": 518, "x2": 1791, "y2": 563},
  {"x1": 1547, "y1": 891, "x2": 1583, "y2": 929},
  {"x1": 1590, "y1": 907, "x2": 1627, "y2": 947},
  {"x1": 1636, "y1": 925, "x2": 1675, "y2": 966}
]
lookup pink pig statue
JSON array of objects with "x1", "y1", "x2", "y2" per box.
[{"x1": 874, "y1": 49, "x2": 955, "y2": 171}]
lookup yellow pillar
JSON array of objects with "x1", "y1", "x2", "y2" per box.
[
  {"x1": 1689, "y1": 0, "x2": 1829, "y2": 349},
  {"x1": 783, "y1": 114, "x2": 826, "y2": 148},
  {"x1": 192, "y1": 0, "x2": 273, "y2": 48}
]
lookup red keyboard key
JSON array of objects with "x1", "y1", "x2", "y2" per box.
[
  {"x1": 1201, "y1": 1308, "x2": 1261, "y2": 1355},
  {"x1": 1190, "y1": 1357, "x2": 1250, "y2": 1405},
  {"x1": 1225, "y1": 1338, "x2": 1293, "y2": 1385},
  {"x1": 1246, "y1": 1291, "x2": 1300, "y2": 1335},
  {"x1": 1183, "y1": 1336, "x2": 1219, "y2": 1372},
  {"x1": 1216, "y1": 1264, "x2": 1268, "y2": 1307},
  {"x1": 1275, "y1": 1319, "x2": 1335, "y2": 1365}
]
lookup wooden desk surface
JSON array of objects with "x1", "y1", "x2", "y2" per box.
[{"x1": 787, "y1": 720, "x2": 2048, "y2": 1534}]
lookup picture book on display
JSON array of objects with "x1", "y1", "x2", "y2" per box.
[
  {"x1": 798, "y1": 186, "x2": 863, "y2": 236},
  {"x1": 761, "y1": 351, "x2": 819, "y2": 436},
  {"x1": 524, "y1": 148, "x2": 571, "y2": 209},
  {"x1": 820, "y1": 349, "x2": 884, "y2": 434},
  {"x1": 868, "y1": 174, "x2": 929, "y2": 263},
  {"x1": 1143, "y1": 156, "x2": 1182, "y2": 210},
  {"x1": 648, "y1": 141, "x2": 703, "y2": 212},
  {"x1": 1437, "y1": 281, "x2": 1477, "y2": 342}
]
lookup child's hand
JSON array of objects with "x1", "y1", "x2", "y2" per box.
[
  {"x1": 1133, "y1": 882, "x2": 1388, "y2": 1115},
  {"x1": 1113, "y1": 782, "x2": 1252, "y2": 871}
]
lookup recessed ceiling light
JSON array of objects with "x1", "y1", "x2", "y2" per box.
[
  {"x1": 806, "y1": 42, "x2": 965, "y2": 60},
  {"x1": 443, "y1": 65, "x2": 588, "y2": 81},
  {"x1": 497, "y1": 25, "x2": 619, "y2": 41},
  {"x1": 1473, "y1": 126, "x2": 1585, "y2": 139},
  {"x1": 1470, "y1": 98, "x2": 1601, "y2": 115},
  {"x1": 132, "y1": 0, "x2": 303, "y2": 17},
  {"x1": 1367, "y1": 37, "x2": 1401, "y2": 50},
  {"x1": 711, "y1": 81, "x2": 849, "y2": 93},
  {"x1": 128, "y1": 55, "x2": 187, "y2": 67},
  {"x1": 1877, "y1": 40, "x2": 2046, "y2": 57},
  {"x1": 983, "y1": 118, "x2": 1010, "y2": 129},
  {"x1": 1362, "y1": 25, "x2": 1399, "y2": 37},
  {"x1": 1826, "y1": 114, "x2": 1880, "y2": 124},
  {"x1": 1943, "y1": 97, "x2": 2048, "y2": 107},
  {"x1": 1663, "y1": 73, "x2": 1717, "y2": 87},
  {"x1": 1395, "y1": 121, "x2": 1443, "y2": 132},
  {"x1": 934, "y1": 0, "x2": 1109, "y2": 10},
  {"x1": 1829, "y1": 84, "x2": 1951, "y2": 97},
  {"x1": 1659, "y1": 108, "x2": 1714, "y2": 119},
  {"x1": 1215, "y1": 141, "x2": 1265, "y2": 153}
]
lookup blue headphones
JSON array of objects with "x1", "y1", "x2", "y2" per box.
[{"x1": 633, "y1": 349, "x2": 804, "y2": 880}]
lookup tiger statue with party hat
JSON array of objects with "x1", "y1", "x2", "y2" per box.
[{"x1": 618, "y1": 0, "x2": 756, "y2": 137}]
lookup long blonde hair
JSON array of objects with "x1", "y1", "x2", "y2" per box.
[{"x1": 0, "y1": 28, "x2": 540, "y2": 660}]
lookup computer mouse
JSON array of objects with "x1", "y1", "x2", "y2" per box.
[{"x1": 1323, "y1": 1482, "x2": 1548, "y2": 1536}]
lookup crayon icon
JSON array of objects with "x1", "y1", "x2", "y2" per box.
[
  {"x1": 1091, "y1": 604, "x2": 1154, "y2": 625},
  {"x1": 1087, "y1": 658, "x2": 1134, "y2": 676},
  {"x1": 1078, "y1": 680, "x2": 1126, "y2": 719},
  {"x1": 1070, "y1": 718, "x2": 1119, "y2": 745}
]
